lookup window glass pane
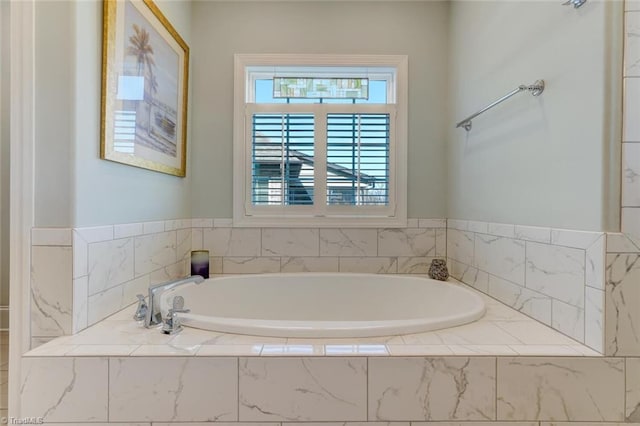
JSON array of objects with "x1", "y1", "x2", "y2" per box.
[
  {"x1": 355, "y1": 80, "x2": 387, "y2": 104},
  {"x1": 255, "y1": 80, "x2": 287, "y2": 104},
  {"x1": 326, "y1": 113, "x2": 390, "y2": 206},
  {"x1": 252, "y1": 113, "x2": 315, "y2": 205}
]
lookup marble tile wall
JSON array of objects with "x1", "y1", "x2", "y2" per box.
[
  {"x1": 30, "y1": 219, "x2": 446, "y2": 345},
  {"x1": 623, "y1": 5, "x2": 640, "y2": 235},
  {"x1": 446, "y1": 220, "x2": 605, "y2": 352},
  {"x1": 608, "y1": 2, "x2": 640, "y2": 360},
  {"x1": 32, "y1": 217, "x2": 615, "y2": 357},
  {"x1": 18, "y1": 354, "x2": 639, "y2": 423},
  {"x1": 191, "y1": 218, "x2": 447, "y2": 275},
  {"x1": 30, "y1": 229, "x2": 73, "y2": 342},
  {"x1": 31, "y1": 220, "x2": 191, "y2": 344},
  {"x1": 604, "y1": 233, "x2": 640, "y2": 357}
]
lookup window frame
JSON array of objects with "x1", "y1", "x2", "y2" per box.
[{"x1": 233, "y1": 54, "x2": 408, "y2": 227}]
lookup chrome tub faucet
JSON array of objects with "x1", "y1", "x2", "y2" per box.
[{"x1": 134, "y1": 275, "x2": 204, "y2": 328}]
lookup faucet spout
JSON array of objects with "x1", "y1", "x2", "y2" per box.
[{"x1": 144, "y1": 275, "x2": 204, "y2": 328}]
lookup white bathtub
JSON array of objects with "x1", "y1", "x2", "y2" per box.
[{"x1": 159, "y1": 273, "x2": 486, "y2": 338}]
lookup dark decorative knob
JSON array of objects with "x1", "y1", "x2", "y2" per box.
[{"x1": 428, "y1": 259, "x2": 449, "y2": 281}]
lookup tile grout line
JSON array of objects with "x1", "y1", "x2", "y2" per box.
[
  {"x1": 472, "y1": 228, "x2": 476, "y2": 271},
  {"x1": 624, "y1": 357, "x2": 627, "y2": 420},
  {"x1": 524, "y1": 239, "x2": 528, "y2": 290},
  {"x1": 107, "y1": 357, "x2": 110, "y2": 421},
  {"x1": 366, "y1": 356, "x2": 369, "y2": 421},
  {"x1": 495, "y1": 355, "x2": 498, "y2": 420},
  {"x1": 584, "y1": 248, "x2": 588, "y2": 347}
]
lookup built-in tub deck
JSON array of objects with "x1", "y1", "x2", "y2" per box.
[
  {"x1": 19, "y1": 279, "x2": 617, "y2": 423},
  {"x1": 25, "y1": 279, "x2": 600, "y2": 357}
]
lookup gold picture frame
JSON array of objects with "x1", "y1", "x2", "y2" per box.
[{"x1": 101, "y1": 0, "x2": 189, "y2": 177}]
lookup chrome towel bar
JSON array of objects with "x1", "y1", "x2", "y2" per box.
[{"x1": 455, "y1": 80, "x2": 545, "y2": 132}]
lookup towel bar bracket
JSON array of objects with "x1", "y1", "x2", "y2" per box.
[{"x1": 528, "y1": 80, "x2": 545, "y2": 96}]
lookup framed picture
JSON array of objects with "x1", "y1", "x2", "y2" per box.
[{"x1": 101, "y1": 0, "x2": 189, "y2": 177}]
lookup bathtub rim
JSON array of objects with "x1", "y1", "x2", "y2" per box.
[{"x1": 160, "y1": 273, "x2": 487, "y2": 338}]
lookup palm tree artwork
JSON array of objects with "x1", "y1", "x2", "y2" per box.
[
  {"x1": 127, "y1": 24, "x2": 155, "y2": 75},
  {"x1": 126, "y1": 24, "x2": 157, "y2": 133}
]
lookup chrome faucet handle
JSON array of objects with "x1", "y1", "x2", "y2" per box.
[
  {"x1": 161, "y1": 305, "x2": 191, "y2": 335},
  {"x1": 133, "y1": 294, "x2": 148, "y2": 322}
]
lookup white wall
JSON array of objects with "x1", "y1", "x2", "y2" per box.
[
  {"x1": 33, "y1": 0, "x2": 193, "y2": 228},
  {"x1": 447, "y1": 0, "x2": 623, "y2": 231},
  {"x1": 189, "y1": 1, "x2": 450, "y2": 220},
  {"x1": 28, "y1": 0, "x2": 623, "y2": 230},
  {"x1": 0, "y1": 0, "x2": 10, "y2": 322},
  {"x1": 72, "y1": 0, "x2": 192, "y2": 227},
  {"x1": 34, "y1": 1, "x2": 73, "y2": 227}
]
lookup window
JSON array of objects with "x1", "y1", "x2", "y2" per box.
[{"x1": 233, "y1": 54, "x2": 408, "y2": 227}]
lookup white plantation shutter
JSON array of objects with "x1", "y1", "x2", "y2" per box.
[
  {"x1": 326, "y1": 113, "x2": 390, "y2": 206},
  {"x1": 251, "y1": 113, "x2": 315, "y2": 206}
]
